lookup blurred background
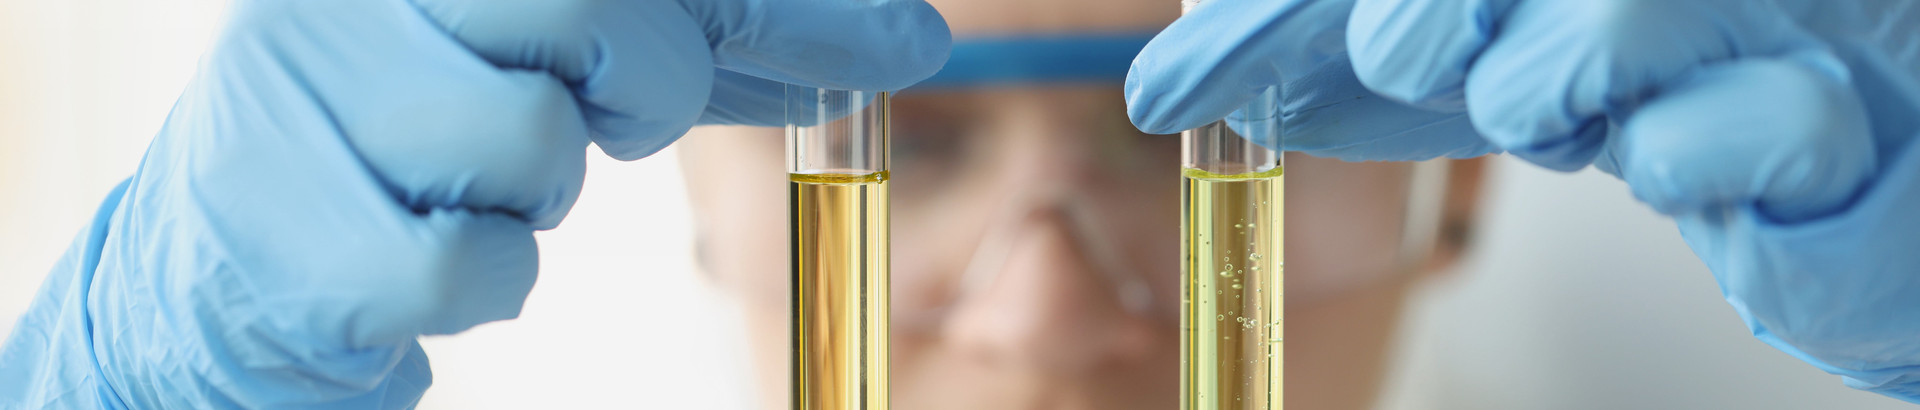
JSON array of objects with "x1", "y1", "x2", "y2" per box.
[{"x1": 0, "y1": 1, "x2": 1908, "y2": 409}]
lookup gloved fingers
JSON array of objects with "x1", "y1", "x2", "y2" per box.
[
  {"x1": 220, "y1": 0, "x2": 596, "y2": 230},
  {"x1": 410, "y1": 0, "x2": 951, "y2": 157},
  {"x1": 265, "y1": 206, "x2": 540, "y2": 348},
  {"x1": 1345, "y1": 0, "x2": 1510, "y2": 112},
  {"x1": 1668, "y1": 127, "x2": 1920, "y2": 391},
  {"x1": 384, "y1": 343, "x2": 433, "y2": 408},
  {"x1": 342, "y1": 69, "x2": 592, "y2": 230},
  {"x1": 1126, "y1": 0, "x2": 1354, "y2": 135},
  {"x1": 692, "y1": 69, "x2": 881, "y2": 127},
  {"x1": 1280, "y1": 111, "x2": 1494, "y2": 161},
  {"x1": 171, "y1": 114, "x2": 540, "y2": 358},
  {"x1": 1612, "y1": 57, "x2": 1874, "y2": 222},
  {"x1": 698, "y1": 69, "x2": 787, "y2": 127},
  {"x1": 684, "y1": 0, "x2": 952, "y2": 92},
  {"x1": 412, "y1": 0, "x2": 715, "y2": 160},
  {"x1": 1221, "y1": 86, "x2": 1285, "y2": 149},
  {"x1": 1221, "y1": 55, "x2": 1499, "y2": 161},
  {"x1": 406, "y1": 209, "x2": 543, "y2": 337},
  {"x1": 1458, "y1": 0, "x2": 1833, "y2": 170}
]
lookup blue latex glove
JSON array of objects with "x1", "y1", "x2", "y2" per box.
[
  {"x1": 0, "y1": 1, "x2": 948, "y2": 408},
  {"x1": 1128, "y1": 0, "x2": 1920, "y2": 402},
  {"x1": 1124, "y1": 0, "x2": 1497, "y2": 161}
]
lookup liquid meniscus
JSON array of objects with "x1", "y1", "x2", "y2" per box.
[
  {"x1": 791, "y1": 171, "x2": 890, "y2": 410},
  {"x1": 1181, "y1": 167, "x2": 1283, "y2": 410}
]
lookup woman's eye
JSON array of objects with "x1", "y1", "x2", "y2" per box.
[
  {"x1": 887, "y1": 97, "x2": 975, "y2": 196},
  {"x1": 893, "y1": 123, "x2": 962, "y2": 167},
  {"x1": 1091, "y1": 105, "x2": 1178, "y2": 172}
]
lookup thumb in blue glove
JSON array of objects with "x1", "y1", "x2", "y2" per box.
[
  {"x1": 1343, "y1": 0, "x2": 1874, "y2": 221},
  {"x1": 1125, "y1": 0, "x2": 1497, "y2": 161}
]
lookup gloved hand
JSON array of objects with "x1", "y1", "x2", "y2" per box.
[
  {"x1": 0, "y1": 0, "x2": 948, "y2": 408},
  {"x1": 1127, "y1": 0, "x2": 1920, "y2": 402}
]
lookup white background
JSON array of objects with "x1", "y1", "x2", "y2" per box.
[{"x1": 0, "y1": 2, "x2": 1909, "y2": 409}]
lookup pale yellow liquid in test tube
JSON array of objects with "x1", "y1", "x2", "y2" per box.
[
  {"x1": 791, "y1": 171, "x2": 891, "y2": 410},
  {"x1": 1182, "y1": 167, "x2": 1284, "y2": 410}
]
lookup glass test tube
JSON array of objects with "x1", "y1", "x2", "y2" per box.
[
  {"x1": 787, "y1": 85, "x2": 891, "y2": 410},
  {"x1": 1178, "y1": 4, "x2": 1285, "y2": 405}
]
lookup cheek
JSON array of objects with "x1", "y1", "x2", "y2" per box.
[
  {"x1": 705, "y1": 189, "x2": 791, "y2": 302},
  {"x1": 1286, "y1": 157, "x2": 1413, "y2": 302},
  {"x1": 1080, "y1": 170, "x2": 1183, "y2": 321},
  {"x1": 890, "y1": 181, "x2": 998, "y2": 328},
  {"x1": 676, "y1": 129, "x2": 791, "y2": 302}
]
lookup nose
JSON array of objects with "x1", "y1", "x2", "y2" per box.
[{"x1": 940, "y1": 204, "x2": 1159, "y2": 375}]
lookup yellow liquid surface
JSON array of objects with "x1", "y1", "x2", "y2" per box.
[
  {"x1": 791, "y1": 172, "x2": 890, "y2": 410},
  {"x1": 1181, "y1": 167, "x2": 1284, "y2": 410}
]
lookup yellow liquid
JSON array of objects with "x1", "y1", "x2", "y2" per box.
[
  {"x1": 1181, "y1": 167, "x2": 1284, "y2": 410},
  {"x1": 791, "y1": 172, "x2": 890, "y2": 410}
]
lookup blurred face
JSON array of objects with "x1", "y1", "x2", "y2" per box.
[{"x1": 677, "y1": 1, "x2": 1485, "y2": 409}]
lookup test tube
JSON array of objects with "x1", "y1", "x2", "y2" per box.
[
  {"x1": 1178, "y1": 1, "x2": 1284, "y2": 404},
  {"x1": 787, "y1": 85, "x2": 891, "y2": 410}
]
